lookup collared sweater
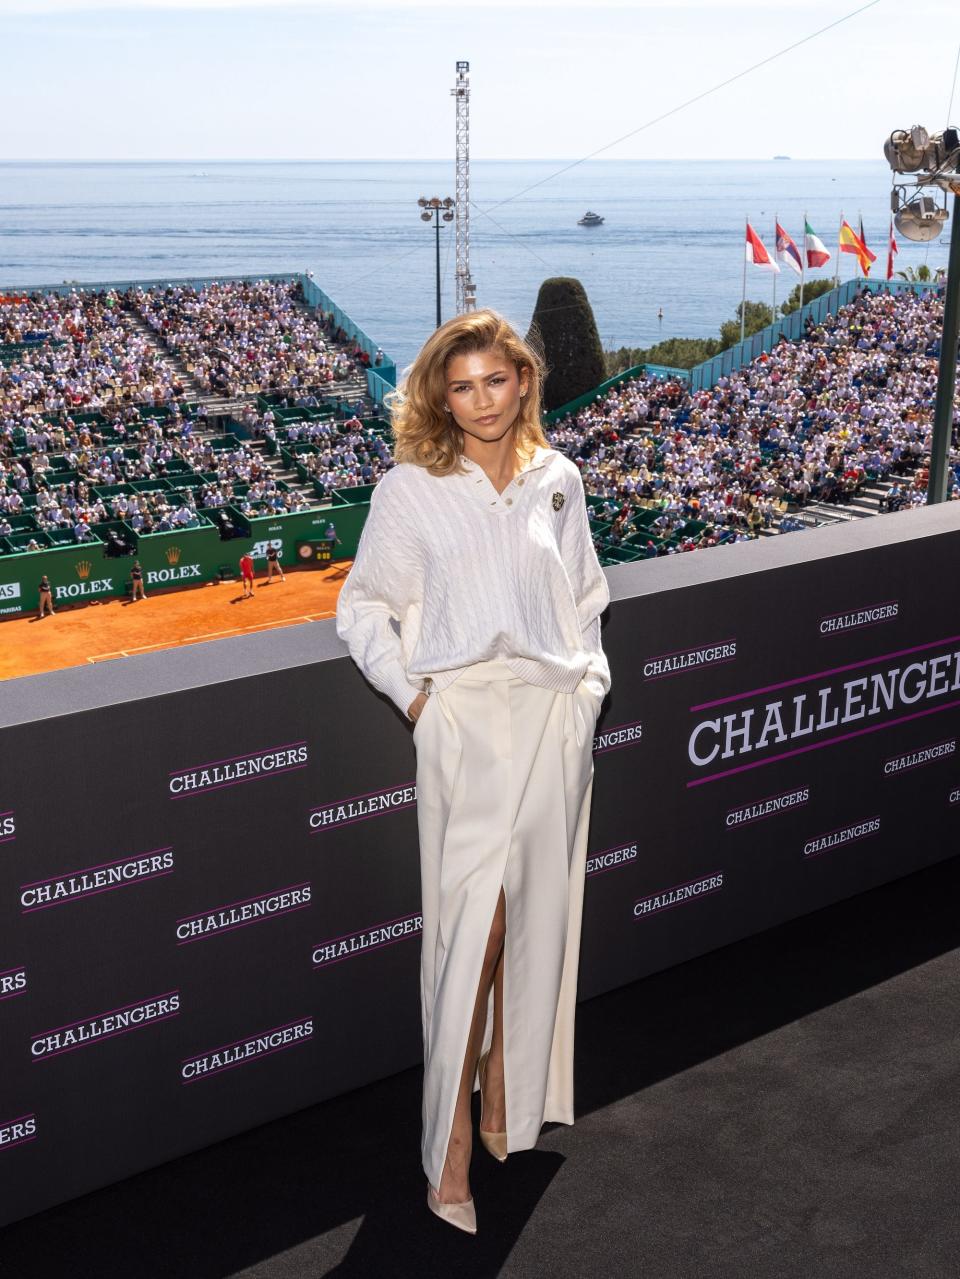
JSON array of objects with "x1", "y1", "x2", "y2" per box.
[{"x1": 335, "y1": 443, "x2": 612, "y2": 720}]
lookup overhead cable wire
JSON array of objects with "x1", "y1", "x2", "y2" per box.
[
  {"x1": 479, "y1": 0, "x2": 885, "y2": 215},
  {"x1": 328, "y1": 1, "x2": 887, "y2": 335},
  {"x1": 947, "y1": 39, "x2": 960, "y2": 124},
  {"x1": 340, "y1": 237, "x2": 435, "y2": 292},
  {"x1": 469, "y1": 200, "x2": 559, "y2": 272}
]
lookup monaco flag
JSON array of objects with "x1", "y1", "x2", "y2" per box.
[
  {"x1": 775, "y1": 222, "x2": 803, "y2": 275},
  {"x1": 804, "y1": 219, "x2": 831, "y2": 269},
  {"x1": 745, "y1": 222, "x2": 780, "y2": 272}
]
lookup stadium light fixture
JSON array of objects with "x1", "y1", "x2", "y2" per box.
[
  {"x1": 892, "y1": 195, "x2": 949, "y2": 243},
  {"x1": 885, "y1": 123, "x2": 960, "y2": 504},
  {"x1": 417, "y1": 196, "x2": 456, "y2": 329}
]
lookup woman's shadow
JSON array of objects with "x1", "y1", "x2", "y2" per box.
[{"x1": 326, "y1": 1095, "x2": 565, "y2": 1277}]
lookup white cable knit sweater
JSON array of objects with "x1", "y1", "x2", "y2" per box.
[{"x1": 335, "y1": 443, "x2": 612, "y2": 720}]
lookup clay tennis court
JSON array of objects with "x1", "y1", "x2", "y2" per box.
[{"x1": 0, "y1": 562, "x2": 353, "y2": 681}]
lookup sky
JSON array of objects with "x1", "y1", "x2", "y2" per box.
[{"x1": 0, "y1": 0, "x2": 957, "y2": 161}]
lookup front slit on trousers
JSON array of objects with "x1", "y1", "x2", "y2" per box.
[{"x1": 413, "y1": 658, "x2": 599, "y2": 1190}]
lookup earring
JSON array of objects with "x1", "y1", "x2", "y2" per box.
[{"x1": 443, "y1": 404, "x2": 451, "y2": 413}]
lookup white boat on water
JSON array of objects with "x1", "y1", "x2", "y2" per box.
[{"x1": 577, "y1": 211, "x2": 604, "y2": 226}]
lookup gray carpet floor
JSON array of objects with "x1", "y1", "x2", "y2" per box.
[{"x1": 2, "y1": 855, "x2": 959, "y2": 1278}]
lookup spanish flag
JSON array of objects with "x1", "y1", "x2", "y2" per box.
[{"x1": 839, "y1": 219, "x2": 877, "y2": 276}]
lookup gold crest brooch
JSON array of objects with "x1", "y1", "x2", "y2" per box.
[{"x1": 552, "y1": 491, "x2": 565, "y2": 511}]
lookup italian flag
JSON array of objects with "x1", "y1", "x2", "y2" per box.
[
  {"x1": 745, "y1": 222, "x2": 779, "y2": 272},
  {"x1": 804, "y1": 220, "x2": 831, "y2": 269}
]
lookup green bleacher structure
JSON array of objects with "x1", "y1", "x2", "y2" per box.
[
  {"x1": 0, "y1": 392, "x2": 388, "y2": 610},
  {"x1": 0, "y1": 339, "x2": 66, "y2": 365},
  {"x1": 2, "y1": 342, "x2": 746, "y2": 610},
  {"x1": 589, "y1": 498, "x2": 730, "y2": 565}
]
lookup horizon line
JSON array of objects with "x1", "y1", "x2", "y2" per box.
[{"x1": 0, "y1": 155, "x2": 886, "y2": 164}]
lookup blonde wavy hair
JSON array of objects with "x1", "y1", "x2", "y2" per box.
[{"x1": 385, "y1": 308, "x2": 549, "y2": 477}]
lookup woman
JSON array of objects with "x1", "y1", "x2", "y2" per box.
[{"x1": 335, "y1": 309, "x2": 611, "y2": 1235}]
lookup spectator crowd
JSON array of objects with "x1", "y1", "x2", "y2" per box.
[
  {"x1": 1, "y1": 289, "x2": 186, "y2": 422},
  {"x1": 3, "y1": 281, "x2": 958, "y2": 565},
  {"x1": 0, "y1": 278, "x2": 381, "y2": 548},
  {"x1": 2, "y1": 401, "x2": 317, "y2": 543},
  {"x1": 130, "y1": 279, "x2": 366, "y2": 398},
  {"x1": 243, "y1": 405, "x2": 394, "y2": 498},
  {"x1": 544, "y1": 286, "x2": 959, "y2": 556}
]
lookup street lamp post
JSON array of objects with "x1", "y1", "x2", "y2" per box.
[
  {"x1": 884, "y1": 124, "x2": 960, "y2": 504},
  {"x1": 928, "y1": 193, "x2": 960, "y2": 503},
  {"x1": 418, "y1": 197, "x2": 455, "y2": 329}
]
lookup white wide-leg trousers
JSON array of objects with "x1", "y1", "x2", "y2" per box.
[{"x1": 413, "y1": 658, "x2": 600, "y2": 1189}]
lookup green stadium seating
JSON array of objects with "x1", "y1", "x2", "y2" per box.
[
  {"x1": 46, "y1": 527, "x2": 97, "y2": 548},
  {"x1": 599, "y1": 545, "x2": 644, "y2": 564},
  {"x1": 7, "y1": 514, "x2": 41, "y2": 533},
  {"x1": 331, "y1": 483, "x2": 377, "y2": 506},
  {"x1": 1, "y1": 529, "x2": 53, "y2": 554},
  {"x1": 0, "y1": 339, "x2": 66, "y2": 364}
]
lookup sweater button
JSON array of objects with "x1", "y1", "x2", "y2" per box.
[{"x1": 505, "y1": 497, "x2": 513, "y2": 505}]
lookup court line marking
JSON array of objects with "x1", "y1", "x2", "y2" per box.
[{"x1": 86, "y1": 611, "x2": 333, "y2": 661}]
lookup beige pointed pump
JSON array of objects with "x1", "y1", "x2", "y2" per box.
[
  {"x1": 426, "y1": 1181, "x2": 477, "y2": 1234},
  {"x1": 477, "y1": 1048, "x2": 508, "y2": 1162}
]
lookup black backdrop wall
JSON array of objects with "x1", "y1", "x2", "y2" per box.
[{"x1": 2, "y1": 503, "x2": 959, "y2": 1227}]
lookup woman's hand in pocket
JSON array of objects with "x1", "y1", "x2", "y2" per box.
[{"x1": 408, "y1": 690, "x2": 430, "y2": 724}]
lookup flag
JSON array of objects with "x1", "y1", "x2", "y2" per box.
[
  {"x1": 804, "y1": 219, "x2": 831, "y2": 269},
  {"x1": 886, "y1": 219, "x2": 898, "y2": 281},
  {"x1": 745, "y1": 222, "x2": 780, "y2": 272},
  {"x1": 775, "y1": 222, "x2": 803, "y2": 275},
  {"x1": 859, "y1": 217, "x2": 878, "y2": 274},
  {"x1": 839, "y1": 219, "x2": 876, "y2": 276}
]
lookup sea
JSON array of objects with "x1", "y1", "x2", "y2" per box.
[{"x1": 0, "y1": 159, "x2": 951, "y2": 371}]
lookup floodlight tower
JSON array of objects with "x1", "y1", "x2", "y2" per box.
[
  {"x1": 885, "y1": 125, "x2": 960, "y2": 504},
  {"x1": 452, "y1": 60, "x2": 478, "y2": 315}
]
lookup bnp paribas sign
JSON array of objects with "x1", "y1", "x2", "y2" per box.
[{"x1": 0, "y1": 581, "x2": 23, "y2": 615}]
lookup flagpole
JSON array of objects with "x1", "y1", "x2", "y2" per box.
[
  {"x1": 772, "y1": 213, "x2": 778, "y2": 321},
  {"x1": 741, "y1": 216, "x2": 748, "y2": 344},
  {"x1": 853, "y1": 209, "x2": 861, "y2": 283},
  {"x1": 800, "y1": 211, "x2": 807, "y2": 312},
  {"x1": 836, "y1": 211, "x2": 843, "y2": 288},
  {"x1": 887, "y1": 216, "x2": 891, "y2": 284},
  {"x1": 888, "y1": 216, "x2": 897, "y2": 285},
  {"x1": 860, "y1": 213, "x2": 873, "y2": 282},
  {"x1": 927, "y1": 191, "x2": 960, "y2": 503}
]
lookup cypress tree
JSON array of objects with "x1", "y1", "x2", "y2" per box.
[{"x1": 527, "y1": 277, "x2": 606, "y2": 411}]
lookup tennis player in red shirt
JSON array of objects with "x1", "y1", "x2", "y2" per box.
[{"x1": 239, "y1": 552, "x2": 255, "y2": 598}]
